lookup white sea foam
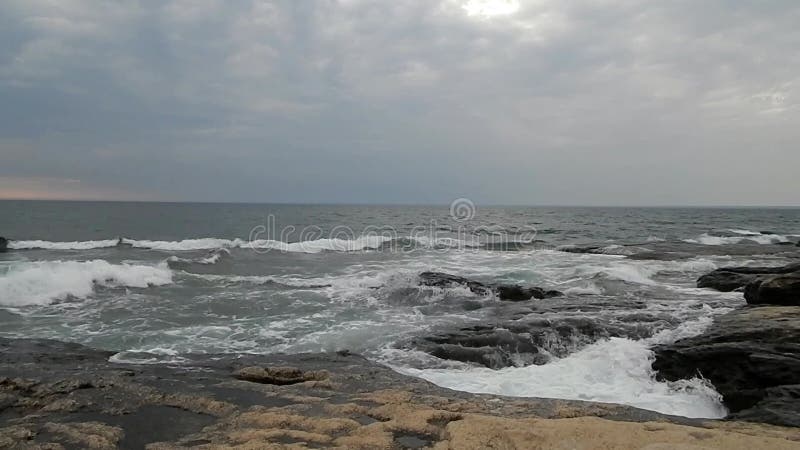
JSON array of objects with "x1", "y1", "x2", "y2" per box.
[
  {"x1": 727, "y1": 229, "x2": 762, "y2": 236},
  {"x1": 563, "y1": 284, "x2": 603, "y2": 296},
  {"x1": 250, "y1": 235, "x2": 393, "y2": 252},
  {"x1": 593, "y1": 263, "x2": 659, "y2": 285},
  {"x1": 130, "y1": 238, "x2": 244, "y2": 251},
  {"x1": 400, "y1": 315, "x2": 727, "y2": 418},
  {"x1": 684, "y1": 232, "x2": 789, "y2": 245},
  {"x1": 9, "y1": 239, "x2": 120, "y2": 250},
  {"x1": 167, "y1": 249, "x2": 230, "y2": 266},
  {"x1": 0, "y1": 260, "x2": 173, "y2": 306},
  {"x1": 10, "y1": 236, "x2": 395, "y2": 253}
]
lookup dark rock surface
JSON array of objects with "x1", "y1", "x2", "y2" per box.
[
  {"x1": 0, "y1": 237, "x2": 7, "y2": 253},
  {"x1": 696, "y1": 263, "x2": 800, "y2": 292},
  {"x1": 652, "y1": 307, "x2": 800, "y2": 427},
  {"x1": 745, "y1": 273, "x2": 800, "y2": 306},
  {"x1": 407, "y1": 314, "x2": 662, "y2": 369},
  {"x1": 418, "y1": 271, "x2": 562, "y2": 301},
  {"x1": 0, "y1": 338, "x2": 722, "y2": 449}
]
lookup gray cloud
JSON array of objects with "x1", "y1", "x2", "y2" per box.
[{"x1": 1, "y1": 0, "x2": 799, "y2": 205}]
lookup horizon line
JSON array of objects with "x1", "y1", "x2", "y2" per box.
[{"x1": 1, "y1": 198, "x2": 799, "y2": 209}]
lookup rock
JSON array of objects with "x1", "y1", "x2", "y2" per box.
[
  {"x1": 234, "y1": 366, "x2": 328, "y2": 385},
  {"x1": 697, "y1": 271, "x2": 767, "y2": 292},
  {"x1": 418, "y1": 272, "x2": 562, "y2": 301},
  {"x1": 696, "y1": 263, "x2": 800, "y2": 292},
  {"x1": 0, "y1": 237, "x2": 7, "y2": 253},
  {"x1": 6, "y1": 337, "x2": 756, "y2": 450},
  {"x1": 495, "y1": 285, "x2": 563, "y2": 301},
  {"x1": 408, "y1": 316, "x2": 649, "y2": 369},
  {"x1": 418, "y1": 272, "x2": 492, "y2": 296},
  {"x1": 745, "y1": 272, "x2": 800, "y2": 306},
  {"x1": 652, "y1": 307, "x2": 800, "y2": 427}
]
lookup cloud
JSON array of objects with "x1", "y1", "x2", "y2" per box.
[{"x1": 0, "y1": 0, "x2": 798, "y2": 204}]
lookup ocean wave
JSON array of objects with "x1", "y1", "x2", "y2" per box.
[
  {"x1": 0, "y1": 260, "x2": 173, "y2": 306},
  {"x1": 8, "y1": 235, "x2": 541, "y2": 253},
  {"x1": 563, "y1": 284, "x2": 604, "y2": 296},
  {"x1": 684, "y1": 232, "x2": 790, "y2": 245},
  {"x1": 398, "y1": 315, "x2": 727, "y2": 418},
  {"x1": 9, "y1": 239, "x2": 121, "y2": 250},
  {"x1": 575, "y1": 258, "x2": 718, "y2": 287},
  {"x1": 166, "y1": 249, "x2": 231, "y2": 268}
]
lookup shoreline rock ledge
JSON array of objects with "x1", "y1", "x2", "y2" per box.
[
  {"x1": 2, "y1": 338, "x2": 800, "y2": 449},
  {"x1": 653, "y1": 306, "x2": 800, "y2": 427}
]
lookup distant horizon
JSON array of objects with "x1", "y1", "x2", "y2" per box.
[{"x1": 1, "y1": 197, "x2": 799, "y2": 210}]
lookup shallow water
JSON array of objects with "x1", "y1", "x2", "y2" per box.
[{"x1": 2, "y1": 200, "x2": 799, "y2": 418}]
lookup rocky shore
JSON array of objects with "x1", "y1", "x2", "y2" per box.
[
  {"x1": 652, "y1": 261, "x2": 800, "y2": 428},
  {"x1": 2, "y1": 338, "x2": 800, "y2": 449}
]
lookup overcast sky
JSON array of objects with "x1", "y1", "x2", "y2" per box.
[{"x1": 1, "y1": 0, "x2": 798, "y2": 205}]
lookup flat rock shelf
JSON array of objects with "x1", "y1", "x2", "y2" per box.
[{"x1": 1, "y1": 338, "x2": 800, "y2": 449}]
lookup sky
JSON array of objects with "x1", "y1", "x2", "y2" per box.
[{"x1": 1, "y1": 0, "x2": 799, "y2": 206}]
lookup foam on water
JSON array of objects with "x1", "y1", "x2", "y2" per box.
[
  {"x1": 684, "y1": 232, "x2": 790, "y2": 245},
  {"x1": 10, "y1": 239, "x2": 120, "y2": 250},
  {"x1": 0, "y1": 260, "x2": 173, "y2": 306},
  {"x1": 10, "y1": 236, "x2": 395, "y2": 253},
  {"x1": 399, "y1": 314, "x2": 728, "y2": 419}
]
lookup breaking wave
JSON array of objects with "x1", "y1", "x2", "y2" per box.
[
  {"x1": 0, "y1": 260, "x2": 173, "y2": 306},
  {"x1": 8, "y1": 235, "x2": 540, "y2": 253},
  {"x1": 400, "y1": 314, "x2": 727, "y2": 418},
  {"x1": 684, "y1": 231, "x2": 791, "y2": 245}
]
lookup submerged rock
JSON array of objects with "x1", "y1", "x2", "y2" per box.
[
  {"x1": 419, "y1": 271, "x2": 493, "y2": 296},
  {"x1": 418, "y1": 271, "x2": 562, "y2": 301},
  {"x1": 408, "y1": 316, "x2": 651, "y2": 369},
  {"x1": 0, "y1": 237, "x2": 7, "y2": 253},
  {"x1": 697, "y1": 263, "x2": 800, "y2": 292},
  {"x1": 652, "y1": 307, "x2": 800, "y2": 427}
]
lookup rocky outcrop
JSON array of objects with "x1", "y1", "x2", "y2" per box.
[
  {"x1": 0, "y1": 237, "x2": 7, "y2": 253},
  {"x1": 696, "y1": 263, "x2": 800, "y2": 292},
  {"x1": 419, "y1": 271, "x2": 562, "y2": 301},
  {"x1": 745, "y1": 273, "x2": 800, "y2": 306},
  {"x1": 652, "y1": 307, "x2": 800, "y2": 427},
  {"x1": 407, "y1": 315, "x2": 659, "y2": 369},
  {"x1": 2, "y1": 338, "x2": 800, "y2": 449}
]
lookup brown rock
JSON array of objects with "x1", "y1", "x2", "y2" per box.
[{"x1": 234, "y1": 366, "x2": 328, "y2": 385}]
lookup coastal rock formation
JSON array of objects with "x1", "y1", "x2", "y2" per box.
[
  {"x1": 2, "y1": 338, "x2": 800, "y2": 449},
  {"x1": 418, "y1": 271, "x2": 562, "y2": 301},
  {"x1": 745, "y1": 273, "x2": 800, "y2": 306},
  {"x1": 407, "y1": 316, "x2": 656, "y2": 369},
  {"x1": 652, "y1": 307, "x2": 800, "y2": 427},
  {"x1": 0, "y1": 237, "x2": 7, "y2": 253},
  {"x1": 696, "y1": 263, "x2": 800, "y2": 292}
]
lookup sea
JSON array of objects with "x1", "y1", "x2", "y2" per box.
[{"x1": 2, "y1": 200, "x2": 799, "y2": 419}]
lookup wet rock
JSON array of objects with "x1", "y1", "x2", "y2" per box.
[
  {"x1": 409, "y1": 317, "x2": 645, "y2": 369},
  {"x1": 745, "y1": 273, "x2": 800, "y2": 306},
  {"x1": 0, "y1": 237, "x2": 7, "y2": 253},
  {"x1": 3, "y1": 337, "x2": 716, "y2": 449},
  {"x1": 696, "y1": 263, "x2": 800, "y2": 292},
  {"x1": 234, "y1": 366, "x2": 328, "y2": 385},
  {"x1": 418, "y1": 272, "x2": 493, "y2": 296},
  {"x1": 418, "y1": 272, "x2": 562, "y2": 302},
  {"x1": 495, "y1": 286, "x2": 564, "y2": 301},
  {"x1": 415, "y1": 326, "x2": 549, "y2": 368},
  {"x1": 652, "y1": 307, "x2": 800, "y2": 427}
]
